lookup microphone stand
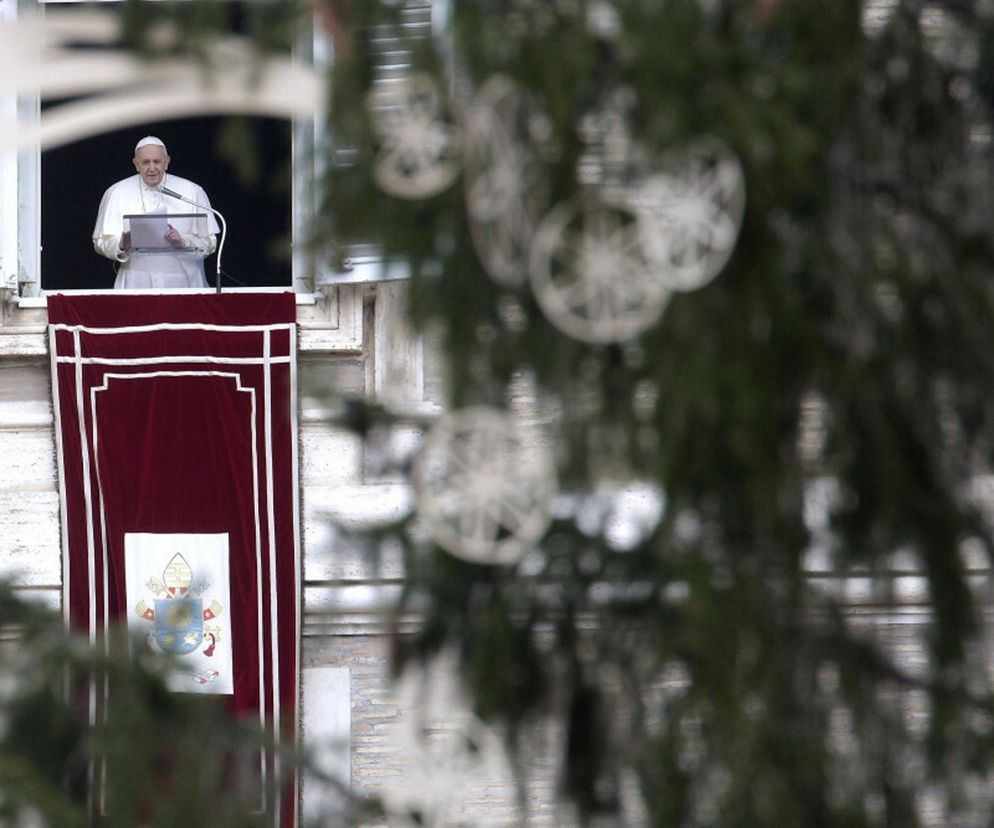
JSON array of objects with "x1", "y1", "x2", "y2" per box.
[{"x1": 159, "y1": 185, "x2": 227, "y2": 294}]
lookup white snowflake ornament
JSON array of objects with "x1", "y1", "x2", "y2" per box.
[
  {"x1": 630, "y1": 138, "x2": 745, "y2": 291},
  {"x1": 368, "y1": 73, "x2": 461, "y2": 199},
  {"x1": 413, "y1": 406, "x2": 556, "y2": 565},
  {"x1": 463, "y1": 75, "x2": 549, "y2": 286},
  {"x1": 529, "y1": 197, "x2": 672, "y2": 343}
]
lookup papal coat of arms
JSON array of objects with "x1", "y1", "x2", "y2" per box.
[
  {"x1": 125, "y1": 533, "x2": 234, "y2": 694},
  {"x1": 135, "y1": 552, "x2": 223, "y2": 657}
]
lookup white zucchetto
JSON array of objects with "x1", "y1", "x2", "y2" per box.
[{"x1": 134, "y1": 135, "x2": 167, "y2": 153}]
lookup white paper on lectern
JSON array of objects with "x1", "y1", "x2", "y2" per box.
[
  {"x1": 125, "y1": 210, "x2": 168, "y2": 250},
  {"x1": 125, "y1": 212, "x2": 210, "y2": 253}
]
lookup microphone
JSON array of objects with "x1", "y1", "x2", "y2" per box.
[{"x1": 158, "y1": 185, "x2": 228, "y2": 294}]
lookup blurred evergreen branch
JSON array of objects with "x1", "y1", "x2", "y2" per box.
[
  {"x1": 315, "y1": 0, "x2": 994, "y2": 824},
  {"x1": 0, "y1": 583, "x2": 333, "y2": 827}
]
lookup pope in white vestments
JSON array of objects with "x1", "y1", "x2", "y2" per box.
[{"x1": 93, "y1": 136, "x2": 220, "y2": 289}]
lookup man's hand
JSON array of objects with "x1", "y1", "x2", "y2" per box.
[
  {"x1": 119, "y1": 231, "x2": 131, "y2": 251},
  {"x1": 165, "y1": 224, "x2": 185, "y2": 248}
]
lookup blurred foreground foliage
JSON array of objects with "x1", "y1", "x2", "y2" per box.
[
  {"x1": 316, "y1": 1, "x2": 994, "y2": 826},
  {"x1": 25, "y1": 0, "x2": 994, "y2": 824},
  {"x1": 0, "y1": 584, "x2": 363, "y2": 827}
]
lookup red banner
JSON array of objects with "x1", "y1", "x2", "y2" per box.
[{"x1": 48, "y1": 291, "x2": 300, "y2": 825}]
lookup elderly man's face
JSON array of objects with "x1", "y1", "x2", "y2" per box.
[{"x1": 133, "y1": 146, "x2": 170, "y2": 188}]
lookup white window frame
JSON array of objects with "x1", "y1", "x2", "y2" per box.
[
  {"x1": 0, "y1": 0, "x2": 444, "y2": 298},
  {"x1": 0, "y1": 0, "x2": 41, "y2": 296},
  {"x1": 0, "y1": 0, "x2": 341, "y2": 297}
]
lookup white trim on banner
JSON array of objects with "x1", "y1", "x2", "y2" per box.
[
  {"x1": 57, "y1": 355, "x2": 292, "y2": 366},
  {"x1": 51, "y1": 322, "x2": 297, "y2": 335},
  {"x1": 51, "y1": 316, "x2": 299, "y2": 825}
]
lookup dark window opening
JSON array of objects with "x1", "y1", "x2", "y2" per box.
[{"x1": 41, "y1": 115, "x2": 292, "y2": 291}]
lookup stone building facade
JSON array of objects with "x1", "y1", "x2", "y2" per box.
[{"x1": 0, "y1": 282, "x2": 584, "y2": 824}]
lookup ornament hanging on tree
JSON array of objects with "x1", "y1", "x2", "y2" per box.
[
  {"x1": 368, "y1": 72, "x2": 461, "y2": 199},
  {"x1": 628, "y1": 138, "x2": 746, "y2": 292},
  {"x1": 529, "y1": 196, "x2": 671, "y2": 343},
  {"x1": 413, "y1": 406, "x2": 556, "y2": 565},
  {"x1": 463, "y1": 75, "x2": 550, "y2": 286}
]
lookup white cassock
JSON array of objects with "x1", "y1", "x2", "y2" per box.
[{"x1": 93, "y1": 173, "x2": 220, "y2": 289}]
